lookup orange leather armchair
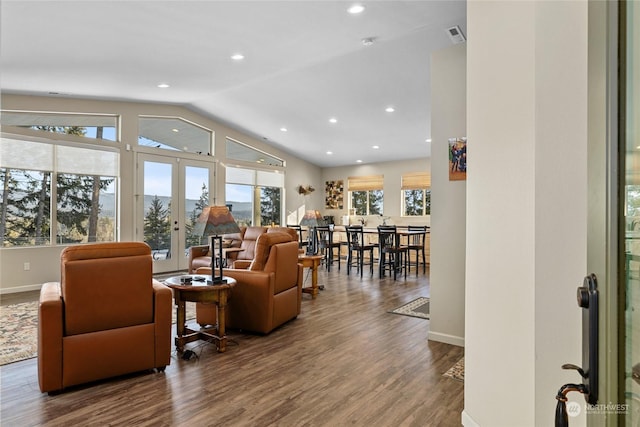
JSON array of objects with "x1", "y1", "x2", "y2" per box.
[
  {"x1": 38, "y1": 242, "x2": 172, "y2": 393},
  {"x1": 196, "y1": 232, "x2": 303, "y2": 334}
]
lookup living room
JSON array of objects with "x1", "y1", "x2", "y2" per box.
[{"x1": 3, "y1": 1, "x2": 630, "y2": 426}]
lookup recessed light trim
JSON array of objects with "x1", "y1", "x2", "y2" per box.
[
  {"x1": 385, "y1": 106, "x2": 395, "y2": 113},
  {"x1": 348, "y1": 4, "x2": 365, "y2": 14},
  {"x1": 157, "y1": 83, "x2": 170, "y2": 88},
  {"x1": 326, "y1": 151, "x2": 333, "y2": 155},
  {"x1": 426, "y1": 138, "x2": 432, "y2": 143},
  {"x1": 356, "y1": 159, "x2": 363, "y2": 163},
  {"x1": 231, "y1": 53, "x2": 245, "y2": 61},
  {"x1": 329, "y1": 117, "x2": 338, "y2": 124},
  {"x1": 172, "y1": 128, "x2": 179, "y2": 133},
  {"x1": 280, "y1": 127, "x2": 288, "y2": 132},
  {"x1": 372, "y1": 145, "x2": 380, "y2": 149}
]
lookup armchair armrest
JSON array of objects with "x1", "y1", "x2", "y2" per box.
[
  {"x1": 188, "y1": 245, "x2": 210, "y2": 260},
  {"x1": 38, "y1": 282, "x2": 63, "y2": 393},
  {"x1": 231, "y1": 260, "x2": 252, "y2": 269},
  {"x1": 152, "y1": 279, "x2": 172, "y2": 368}
]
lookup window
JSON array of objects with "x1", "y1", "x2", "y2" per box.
[
  {"x1": 226, "y1": 166, "x2": 284, "y2": 226},
  {"x1": 0, "y1": 111, "x2": 118, "y2": 142},
  {"x1": 401, "y1": 172, "x2": 431, "y2": 216},
  {"x1": 1, "y1": 137, "x2": 118, "y2": 247},
  {"x1": 226, "y1": 138, "x2": 284, "y2": 167},
  {"x1": 348, "y1": 175, "x2": 384, "y2": 216},
  {"x1": 138, "y1": 116, "x2": 213, "y2": 155}
]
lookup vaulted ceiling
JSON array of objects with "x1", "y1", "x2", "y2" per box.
[{"x1": 0, "y1": 1, "x2": 467, "y2": 167}]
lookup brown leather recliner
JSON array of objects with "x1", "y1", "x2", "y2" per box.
[
  {"x1": 188, "y1": 226, "x2": 269, "y2": 273},
  {"x1": 195, "y1": 232, "x2": 303, "y2": 334},
  {"x1": 38, "y1": 242, "x2": 172, "y2": 393}
]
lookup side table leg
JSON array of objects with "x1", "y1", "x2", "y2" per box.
[
  {"x1": 175, "y1": 299, "x2": 186, "y2": 353},
  {"x1": 216, "y1": 291, "x2": 228, "y2": 353}
]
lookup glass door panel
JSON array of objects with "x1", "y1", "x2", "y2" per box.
[
  {"x1": 141, "y1": 159, "x2": 175, "y2": 270},
  {"x1": 624, "y1": 1, "x2": 640, "y2": 425},
  {"x1": 184, "y1": 165, "x2": 210, "y2": 250}
]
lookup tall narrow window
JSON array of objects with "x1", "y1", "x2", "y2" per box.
[
  {"x1": 402, "y1": 172, "x2": 431, "y2": 216},
  {"x1": 348, "y1": 175, "x2": 384, "y2": 216},
  {"x1": 226, "y1": 166, "x2": 284, "y2": 226}
]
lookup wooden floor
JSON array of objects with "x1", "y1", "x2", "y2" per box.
[{"x1": 0, "y1": 265, "x2": 464, "y2": 426}]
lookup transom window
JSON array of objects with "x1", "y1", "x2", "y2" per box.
[
  {"x1": 138, "y1": 116, "x2": 213, "y2": 155},
  {"x1": 0, "y1": 110, "x2": 118, "y2": 142},
  {"x1": 226, "y1": 138, "x2": 284, "y2": 167}
]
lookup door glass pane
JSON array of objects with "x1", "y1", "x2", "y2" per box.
[
  {"x1": 185, "y1": 166, "x2": 209, "y2": 248},
  {"x1": 623, "y1": 1, "x2": 640, "y2": 424},
  {"x1": 143, "y1": 161, "x2": 172, "y2": 260}
]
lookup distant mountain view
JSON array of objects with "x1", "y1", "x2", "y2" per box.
[{"x1": 98, "y1": 193, "x2": 253, "y2": 224}]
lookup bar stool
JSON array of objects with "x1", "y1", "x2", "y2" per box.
[
  {"x1": 404, "y1": 225, "x2": 428, "y2": 275},
  {"x1": 315, "y1": 225, "x2": 341, "y2": 272},
  {"x1": 345, "y1": 225, "x2": 376, "y2": 278},
  {"x1": 377, "y1": 226, "x2": 408, "y2": 280}
]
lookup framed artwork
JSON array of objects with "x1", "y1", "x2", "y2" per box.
[
  {"x1": 325, "y1": 180, "x2": 344, "y2": 209},
  {"x1": 448, "y1": 137, "x2": 467, "y2": 181}
]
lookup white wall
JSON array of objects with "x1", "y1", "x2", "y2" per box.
[
  {"x1": 428, "y1": 43, "x2": 466, "y2": 347},
  {"x1": 0, "y1": 94, "x2": 322, "y2": 292},
  {"x1": 321, "y1": 158, "x2": 431, "y2": 227},
  {"x1": 464, "y1": 1, "x2": 587, "y2": 426}
]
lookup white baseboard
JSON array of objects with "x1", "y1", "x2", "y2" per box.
[
  {"x1": 427, "y1": 331, "x2": 465, "y2": 347},
  {"x1": 0, "y1": 284, "x2": 42, "y2": 295},
  {"x1": 461, "y1": 410, "x2": 480, "y2": 427}
]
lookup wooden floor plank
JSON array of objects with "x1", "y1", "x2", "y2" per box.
[{"x1": 0, "y1": 266, "x2": 464, "y2": 426}]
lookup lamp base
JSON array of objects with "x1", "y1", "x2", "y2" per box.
[{"x1": 208, "y1": 277, "x2": 228, "y2": 286}]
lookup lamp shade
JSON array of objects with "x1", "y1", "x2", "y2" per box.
[
  {"x1": 299, "y1": 210, "x2": 324, "y2": 227},
  {"x1": 194, "y1": 205, "x2": 241, "y2": 237}
]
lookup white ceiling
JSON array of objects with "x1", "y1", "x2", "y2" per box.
[{"x1": 0, "y1": 1, "x2": 466, "y2": 168}]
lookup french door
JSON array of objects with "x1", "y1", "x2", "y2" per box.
[{"x1": 136, "y1": 153, "x2": 214, "y2": 273}]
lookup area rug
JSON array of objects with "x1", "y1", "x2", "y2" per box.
[
  {"x1": 443, "y1": 357, "x2": 465, "y2": 382},
  {"x1": 0, "y1": 298, "x2": 196, "y2": 366},
  {"x1": 388, "y1": 297, "x2": 430, "y2": 319}
]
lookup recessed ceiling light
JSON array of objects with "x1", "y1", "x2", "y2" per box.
[
  {"x1": 172, "y1": 128, "x2": 179, "y2": 133},
  {"x1": 348, "y1": 4, "x2": 365, "y2": 14},
  {"x1": 326, "y1": 151, "x2": 333, "y2": 155},
  {"x1": 157, "y1": 83, "x2": 170, "y2": 88},
  {"x1": 280, "y1": 127, "x2": 288, "y2": 132},
  {"x1": 372, "y1": 145, "x2": 380, "y2": 149},
  {"x1": 356, "y1": 160, "x2": 363, "y2": 163},
  {"x1": 329, "y1": 117, "x2": 338, "y2": 124},
  {"x1": 385, "y1": 106, "x2": 395, "y2": 113},
  {"x1": 361, "y1": 37, "x2": 376, "y2": 46},
  {"x1": 426, "y1": 138, "x2": 432, "y2": 143},
  {"x1": 231, "y1": 53, "x2": 245, "y2": 61}
]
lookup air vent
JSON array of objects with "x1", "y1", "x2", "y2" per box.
[{"x1": 446, "y1": 26, "x2": 466, "y2": 44}]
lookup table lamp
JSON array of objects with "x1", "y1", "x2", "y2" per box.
[
  {"x1": 194, "y1": 205, "x2": 240, "y2": 284},
  {"x1": 299, "y1": 210, "x2": 324, "y2": 255}
]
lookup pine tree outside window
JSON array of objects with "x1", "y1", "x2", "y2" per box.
[
  {"x1": 1, "y1": 137, "x2": 118, "y2": 247},
  {"x1": 348, "y1": 175, "x2": 384, "y2": 216},
  {"x1": 401, "y1": 172, "x2": 431, "y2": 216}
]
